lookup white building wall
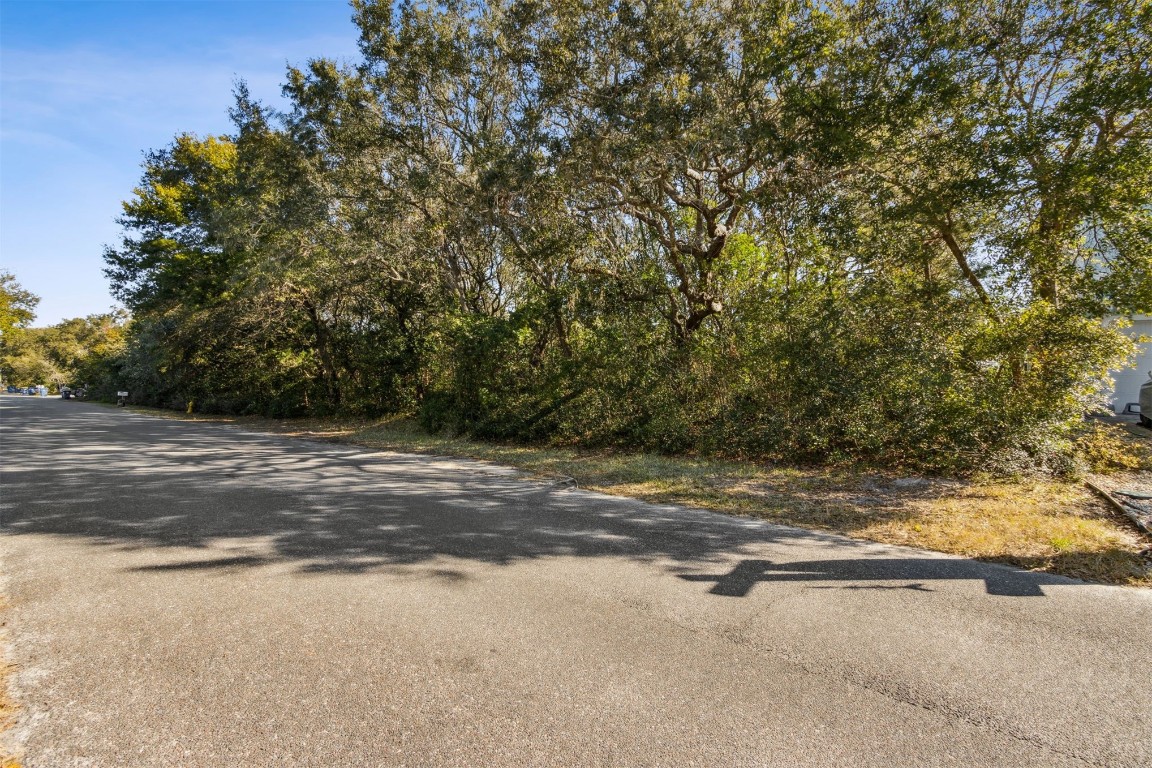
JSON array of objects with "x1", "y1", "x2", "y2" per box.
[{"x1": 1108, "y1": 315, "x2": 1152, "y2": 411}]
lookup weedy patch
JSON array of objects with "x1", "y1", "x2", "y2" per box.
[
  {"x1": 1076, "y1": 421, "x2": 1152, "y2": 473},
  {"x1": 858, "y1": 481, "x2": 1151, "y2": 586}
]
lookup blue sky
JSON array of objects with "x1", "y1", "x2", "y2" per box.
[{"x1": 1, "y1": 0, "x2": 363, "y2": 325}]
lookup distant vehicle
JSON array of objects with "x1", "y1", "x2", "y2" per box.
[
  {"x1": 5, "y1": 385, "x2": 15, "y2": 393},
  {"x1": 25, "y1": 387, "x2": 36, "y2": 395},
  {"x1": 1140, "y1": 379, "x2": 1152, "y2": 428}
]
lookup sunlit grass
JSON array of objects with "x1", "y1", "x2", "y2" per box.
[{"x1": 859, "y1": 482, "x2": 1151, "y2": 585}]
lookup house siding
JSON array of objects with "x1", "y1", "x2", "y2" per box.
[{"x1": 1108, "y1": 315, "x2": 1152, "y2": 411}]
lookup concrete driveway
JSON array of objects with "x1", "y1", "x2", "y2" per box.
[{"x1": 1, "y1": 395, "x2": 1149, "y2": 766}]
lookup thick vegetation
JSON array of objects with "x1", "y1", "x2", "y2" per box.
[
  {"x1": 0, "y1": 312, "x2": 127, "y2": 395},
  {"x1": 0, "y1": 271, "x2": 128, "y2": 393},
  {"x1": 0, "y1": 271, "x2": 38, "y2": 340},
  {"x1": 100, "y1": 0, "x2": 1151, "y2": 474}
]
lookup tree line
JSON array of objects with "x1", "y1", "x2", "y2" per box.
[
  {"x1": 94, "y1": 0, "x2": 1149, "y2": 474},
  {"x1": 0, "y1": 272, "x2": 126, "y2": 394}
]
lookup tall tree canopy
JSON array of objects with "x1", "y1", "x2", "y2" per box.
[
  {"x1": 100, "y1": 0, "x2": 1152, "y2": 473},
  {"x1": 0, "y1": 271, "x2": 39, "y2": 337}
]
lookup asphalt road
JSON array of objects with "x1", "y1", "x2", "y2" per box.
[{"x1": 1, "y1": 395, "x2": 1149, "y2": 767}]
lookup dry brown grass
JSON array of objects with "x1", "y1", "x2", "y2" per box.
[
  {"x1": 125, "y1": 408, "x2": 1152, "y2": 587},
  {"x1": 858, "y1": 481, "x2": 1152, "y2": 585},
  {"x1": 0, "y1": 597, "x2": 22, "y2": 768}
]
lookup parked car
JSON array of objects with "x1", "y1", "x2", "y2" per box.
[
  {"x1": 1140, "y1": 379, "x2": 1152, "y2": 428},
  {"x1": 25, "y1": 387, "x2": 37, "y2": 395},
  {"x1": 5, "y1": 385, "x2": 15, "y2": 393}
]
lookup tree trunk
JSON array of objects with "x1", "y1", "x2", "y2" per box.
[{"x1": 300, "y1": 295, "x2": 341, "y2": 407}]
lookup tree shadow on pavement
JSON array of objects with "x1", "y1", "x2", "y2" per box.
[{"x1": 0, "y1": 399, "x2": 1086, "y2": 597}]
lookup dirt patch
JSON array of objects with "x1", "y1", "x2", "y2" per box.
[{"x1": 0, "y1": 597, "x2": 21, "y2": 768}]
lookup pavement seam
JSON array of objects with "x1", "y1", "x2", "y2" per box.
[{"x1": 612, "y1": 592, "x2": 1112, "y2": 768}]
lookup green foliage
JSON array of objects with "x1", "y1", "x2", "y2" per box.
[
  {"x1": 0, "y1": 271, "x2": 39, "y2": 338},
  {"x1": 0, "y1": 312, "x2": 127, "y2": 392},
  {"x1": 104, "y1": 134, "x2": 241, "y2": 314},
  {"x1": 1076, "y1": 422, "x2": 1152, "y2": 473},
  {"x1": 98, "y1": 0, "x2": 1151, "y2": 475}
]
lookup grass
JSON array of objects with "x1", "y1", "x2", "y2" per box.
[{"x1": 126, "y1": 407, "x2": 1152, "y2": 587}]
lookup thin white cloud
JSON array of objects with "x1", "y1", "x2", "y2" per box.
[
  {"x1": 0, "y1": 127, "x2": 85, "y2": 153},
  {"x1": 0, "y1": 11, "x2": 363, "y2": 325}
]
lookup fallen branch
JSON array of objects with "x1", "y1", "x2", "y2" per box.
[{"x1": 1085, "y1": 480, "x2": 1152, "y2": 535}]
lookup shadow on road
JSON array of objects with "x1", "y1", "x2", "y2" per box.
[
  {"x1": 678, "y1": 557, "x2": 1069, "y2": 597},
  {"x1": 0, "y1": 398, "x2": 1081, "y2": 597}
]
